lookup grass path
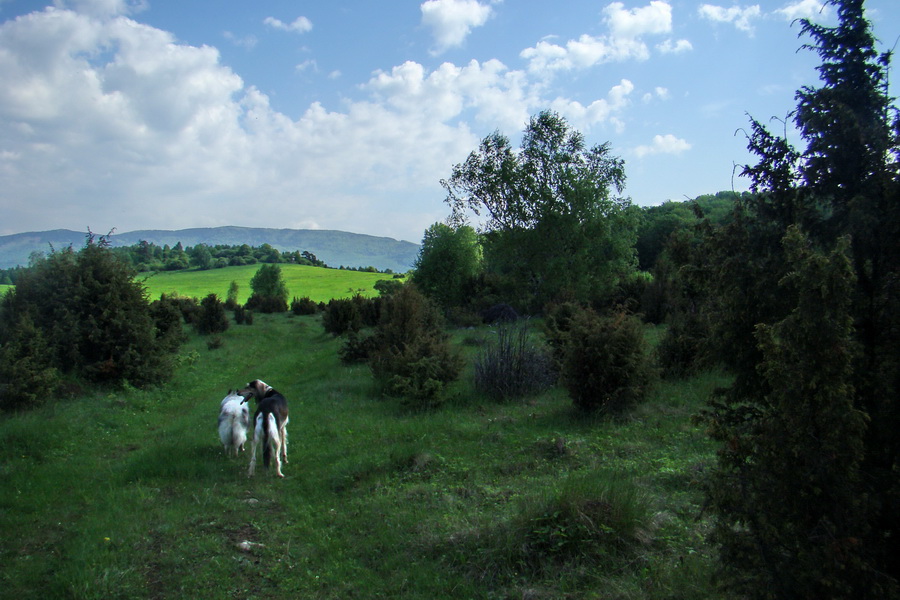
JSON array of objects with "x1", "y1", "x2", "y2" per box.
[{"x1": 0, "y1": 314, "x2": 727, "y2": 599}]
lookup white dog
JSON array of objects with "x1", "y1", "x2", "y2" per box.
[{"x1": 218, "y1": 390, "x2": 250, "y2": 457}]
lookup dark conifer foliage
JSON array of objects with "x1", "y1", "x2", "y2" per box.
[
  {"x1": 700, "y1": 1, "x2": 900, "y2": 596},
  {"x1": 0, "y1": 232, "x2": 179, "y2": 394}
]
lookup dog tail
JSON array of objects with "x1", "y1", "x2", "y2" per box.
[{"x1": 263, "y1": 412, "x2": 280, "y2": 468}]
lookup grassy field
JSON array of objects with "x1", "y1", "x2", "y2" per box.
[
  {"x1": 139, "y1": 264, "x2": 400, "y2": 304},
  {"x1": 0, "y1": 311, "x2": 727, "y2": 599}
]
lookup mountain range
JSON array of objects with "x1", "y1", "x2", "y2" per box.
[{"x1": 0, "y1": 226, "x2": 421, "y2": 273}]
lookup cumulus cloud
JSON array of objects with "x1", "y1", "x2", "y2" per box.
[
  {"x1": 54, "y1": 0, "x2": 147, "y2": 18},
  {"x1": 520, "y1": 0, "x2": 680, "y2": 75},
  {"x1": 420, "y1": 0, "x2": 493, "y2": 54},
  {"x1": 775, "y1": 0, "x2": 831, "y2": 21},
  {"x1": 550, "y1": 79, "x2": 634, "y2": 132},
  {"x1": 0, "y1": 7, "x2": 468, "y2": 239},
  {"x1": 698, "y1": 4, "x2": 762, "y2": 34},
  {"x1": 0, "y1": 3, "x2": 656, "y2": 241},
  {"x1": 642, "y1": 86, "x2": 670, "y2": 103},
  {"x1": 263, "y1": 16, "x2": 313, "y2": 34},
  {"x1": 634, "y1": 134, "x2": 691, "y2": 157},
  {"x1": 656, "y1": 38, "x2": 692, "y2": 53}
]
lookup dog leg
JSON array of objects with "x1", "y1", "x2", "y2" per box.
[
  {"x1": 281, "y1": 419, "x2": 289, "y2": 464},
  {"x1": 248, "y1": 416, "x2": 263, "y2": 477}
]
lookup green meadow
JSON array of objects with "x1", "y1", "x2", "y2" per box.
[
  {"x1": 139, "y1": 264, "x2": 400, "y2": 304},
  {"x1": 0, "y1": 267, "x2": 728, "y2": 598}
]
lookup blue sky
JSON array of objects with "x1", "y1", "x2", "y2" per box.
[{"x1": 0, "y1": 0, "x2": 897, "y2": 243}]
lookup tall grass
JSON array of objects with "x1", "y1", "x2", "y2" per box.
[{"x1": 0, "y1": 311, "x2": 729, "y2": 599}]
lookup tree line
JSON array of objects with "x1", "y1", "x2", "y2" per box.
[{"x1": 0, "y1": 240, "x2": 399, "y2": 284}]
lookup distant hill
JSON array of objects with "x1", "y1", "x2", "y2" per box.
[{"x1": 0, "y1": 226, "x2": 421, "y2": 273}]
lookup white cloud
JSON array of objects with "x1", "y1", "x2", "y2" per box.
[
  {"x1": 295, "y1": 59, "x2": 317, "y2": 73},
  {"x1": 550, "y1": 79, "x2": 634, "y2": 132},
  {"x1": 364, "y1": 58, "x2": 536, "y2": 132},
  {"x1": 604, "y1": 1, "x2": 672, "y2": 38},
  {"x1": 656, "y1": 38, "x2": 692, "y2": 53},
  {"x1": 643, "y1": 86, "x2": 670, "y2": 103},
  {"x1": 223, "y1": 31, "x2": 257, "y2": 50},
  {"x1": 520, "y1": 1, "x2": 679, "y2": 75},
  {"x1": 0, "y1": 3, "x2": 658, "y2": 242},
  {"x1": 634, "y1": 134, "x2": 691, "y2": 157},
  {"x1": 698, "y1": 4, "x2": 762, "y2": 34},
  {"x1": 420, "y1": 0, "x2": 493, "y2": 55},
  {"x1": 263, "y1": 16, "x2": 312, "y2": 34},
  {"x1": 775, "y1": 0, "x2": 831, "y2": 21},
  {"x1": 54, "y1": 0, "x2": 147, "y2": 18}
]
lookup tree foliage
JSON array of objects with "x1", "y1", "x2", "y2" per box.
[
  {"x1": 443, "y1": 110, "x2": 637, "y2": 310},
  {"x1": 246, "y1": 263, "x2": 289, "y2": 313},
  {"x1": 367, "y1": 285, "x2": 463, "y2": 408},
  {"x1": 412, "y1": 223, "x2": 482, "y2": 309},
  {"x1": 700, "y1": 2, "x2": 900, "y2": 596},
  {"x1": 0, "y1": 234, "x2": 178, "y2": 394}
]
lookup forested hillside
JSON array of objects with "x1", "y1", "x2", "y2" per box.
[{"x1": 0, "y1": 226, "x2": 419, "y2": 273}]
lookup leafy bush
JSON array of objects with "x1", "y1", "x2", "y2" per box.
[
  {"x1": 473, "y1": 320, "x2": 555, "y2": 401},
  {"x1": 195, "y1": 294, "x2": 229, "y2": 335},
  {"x1": 368, "y1": 285, "x2": 463, "y2": 408},
  {"x1": 245, "y1": 263, "x2": 288, "y2": 313},
  {"x1": 0, "y1": 314, "x2": 60, "y2": 410},
  {"x1": 162, "y1": 294, "x2": 200, "y2": 326},
  {"x1": 558, "y1": 308, "x2": 653, "y2": 414},
  {"x1": 224, "y1": 280, "x2": 240, "y2": 310},
  {"x1": 354, "y1": 294, "x2": 383, "y2": 327},
  {"x1": 291, "y1": 296, "x2": 319, "y2": 315},
  {"x1": 322, "y1": 297, "x2": 362, "y2": 336},
  {"x1": 233, "y1": 304, "x2": 253, "y2": 325},
  {"x1": 148, "y1": 294, "x2": 186, "y2": 352},
  {"x1": 0, "y1": 237, "x2": 177, "y2": 389},
  {"x1": 655, "y1": 311, "x2": 711, "y2": 378},
  {"x1": 339, "y1": 331, "x2": 377, "y2": 364}
]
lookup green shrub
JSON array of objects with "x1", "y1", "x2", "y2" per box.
[
  {"x1": 0, "y1": 314, "x2": 60, "y2": 410},
  {"x1": 322, "y1": 297, "x2": 362, "y2": 336},
  {"x1": 368, "y1": 285, "x2": 463, "y2": 408},
  {"x1": 149, "y1": 294, "x2": 186, "y2": 352},
  {"x1": 473, "y1": 320, "x2": 555, "y2": 401},
  {"x1": 195, "y1": 293, "x2": 229, "y2": 335},
  {"x1": 224, "y1": 280, "x2": 240, "y2": 310},
  {"x1": 0, "y1": 238, "x2": 177, "y2": 388},
  {"x1": 353, "y1": 294, "x2": 382, "y2": 327},
  {"x1": 291, "y1": 296, "x2": 319, "y2": 315},
  {"x1": 559, "y1": 308, "x2": 653, "y2": 414},
  {"x1": 655, "y1": 311, "x2": 711, "y2": 379},
  {"x1": 339, "y1": 331, "x2": 377, "y2": 364}
]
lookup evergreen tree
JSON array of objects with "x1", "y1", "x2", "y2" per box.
[
  {"x1": 700, "y1": 2, "x2": 900, "y2": 595},
  {"x1": 0, "y1": 233, "x2": 177, "y2": 390}
]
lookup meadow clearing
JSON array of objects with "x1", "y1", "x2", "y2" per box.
[
  {"x1": 139, "y1": 263, "x2": 400, "y2": 304},
  {"x1": 0, "y1": 270, "x2": 728, "y2": 599}
]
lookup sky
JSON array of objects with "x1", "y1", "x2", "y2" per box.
[{"x1": 0, "y1": 0, "x2": 897, "y2": 244}]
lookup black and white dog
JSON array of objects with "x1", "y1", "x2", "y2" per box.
[
  {"x1": 218, "y1": 390, "x2": 250, "y2": 457},
  {"x1": 240, "y1": 379, "x2": 289, "y2": 478}
]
